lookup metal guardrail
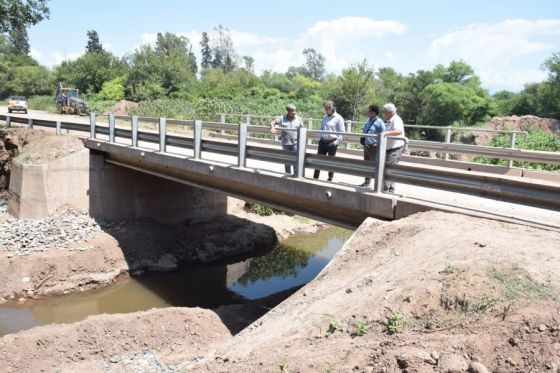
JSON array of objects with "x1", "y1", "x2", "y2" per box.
[
  {"x1": 220, "y1": 112, "x2": 531, "y2": 166},
  {"x1": 1, "y1": 113, "x2": 559, "y2": 211}
]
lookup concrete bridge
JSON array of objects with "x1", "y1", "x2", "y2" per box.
[{"x1": 2, "y1": 113, "x2": 560, "y2": 230}]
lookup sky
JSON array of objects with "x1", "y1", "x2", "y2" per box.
[{"x1": 27, "y1": 0, "x2": 560, "y2": 93}]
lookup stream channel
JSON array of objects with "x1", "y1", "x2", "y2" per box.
[{"x1": 0, "y1": 226, "x2": 352, "y2": 336}]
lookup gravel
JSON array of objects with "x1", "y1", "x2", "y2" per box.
[{"x1": 0, "y1": 199, "x2": 102, "y2": 257}]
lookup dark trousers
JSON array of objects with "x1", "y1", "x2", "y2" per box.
[
  {"x1": 363, "y1": 145, "x2": 377, "y2": 184},
  {"x1": 313, "y1": 140, "x2": 338, "y2": 180},
  {"x1": 384, "y1": 146, "x2": 403, "y2": 191},
  {"x1": 282, "y1": 144, "x2": 297, "y2": 174}
]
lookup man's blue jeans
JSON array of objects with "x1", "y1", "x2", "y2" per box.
[{"x1": 283, "y1": 144, "x2": 297, "y2": 174}]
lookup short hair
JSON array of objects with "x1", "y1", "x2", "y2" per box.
[
  {"x1": 286, "y1": 104, "x2": 297, "y2": 111},
  {"x1": 323, "y1": 100, "x2": 335, "y2": 109},
  {"x1": 383, "y1": 103, "x2": 397, "y2": 114},
  {"x1": 368, "y1": 104, "x2": 380, "y2": 115}
]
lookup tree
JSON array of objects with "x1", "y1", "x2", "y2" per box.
[
  {"x1": 242, "y1": 55, "x2": 254, "y2": 73},
  {"x1": 301, "y1": 48, "x2": 325, "y2": 81},
  {"x1": 85, "y1": 30, "x2": 103, "y2": 54},
  {"x1": 8, "y1": 25, "x2": 30, "y2": 55},
  {"x1": 540, "y1": 52, "x2": 560, "y2": 119},
  {"x1": 200, "y1": 31, "x2": 212, "y2": 69},
  {"x1": 210, "y1": 25, "x2": 238, "y2": 71},
  {"x1": 0, "y1": 0, "x2": 50, "y2": 34},
  {"x1": 326, "y1": 60, "x2": 376, "y2": 120},
  {"x1": 155, "y1": 32, "x2": 197, "y2": 74},
  {"x1": 54, "y1": 51, "x2": 128, "y2": 93},
  {"x1": 420, "y1": 82, "x2": 493, "y2": 127}
]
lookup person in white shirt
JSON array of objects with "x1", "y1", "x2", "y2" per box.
[
  {"x1": 382, "y1": 103, "x2": 405, "y2": 193},
  {"x1": 313, "y1": 101, "x2": 345, "y2": 182}
]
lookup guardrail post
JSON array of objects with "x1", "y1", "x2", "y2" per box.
[
  {"x1": 296, "y1": 127, "x2": 307, "y2": 178},
  {"x1": 56, "y1": 121, "x2": 61, "y2": 135},
  {"x1": 89, "y1": 112, "x2": 96, "y2": 139},
  {"x1": 373, "y1": 133, "x2": 387, "y2": 193},
  {"x1": 159, "y1": 117, "x2": 166, "y2": 152},
  {"x1": 444, "y1": 126, "x2": 452, "y2": 160},
  {"x1": 28, "y1": 118, "x2": 33, "y2": 129},
  {"x1": 345, "y1": 120, "x2": 352, "y2": 149},
  {"x1": 238, "y1": 123, "x2": 247, "y2": 168},
  {"x1": 220, "y1": 113, "x2": 225, "y2": 135},
  {"x1": 131, "y1": 115, "x2": 138, "y2": 147},
  {"x1": 508, "y1": 132, "x2": 517, "y2": 168},
  {"x1": 109, "y1": 114, "x2": 115, "y2": 143},
  {"x1": 6, "y1": 116, "x2": 11, "y2": 128},
  {"x1": 194, "y1": 119, "x2": 202, "y2": 159},
  {"x1": 307, "y1": 118, "x2": 313, "y2": 145}
]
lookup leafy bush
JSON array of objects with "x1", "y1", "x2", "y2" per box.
[
  {"x1": 27, "y1": 95, "x2": 56, "y2": 113},
  {"x1": 474, "y1": 127, "x2": 560, "y2": 171}
]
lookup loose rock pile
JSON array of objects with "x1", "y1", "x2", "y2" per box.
[{"x1": 0, "y1": 207, "x2": 102, "y2": 257}]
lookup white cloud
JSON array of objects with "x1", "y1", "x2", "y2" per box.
[
  {"x1": 428, "y1": 19, "x2": 560, "y2": 88},
  {"x1": 30, "y1": 48, "x2": 81, "y2": 67},
  {"x1": 297, "y1": 17, "x2": 407, "y2": 71}
]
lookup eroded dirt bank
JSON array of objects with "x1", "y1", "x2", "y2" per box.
[{"x1": 2, "y1": 211, "x2": 560, "y2": 372}]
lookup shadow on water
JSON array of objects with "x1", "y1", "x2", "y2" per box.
[{"x1": 0, "y1": 226, "x2": 352, "y2": 336}]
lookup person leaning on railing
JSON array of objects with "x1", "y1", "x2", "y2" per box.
[
  {"x1": 270, "y1": 103, "x2": 303, "y2": 175},
  {"x1": 382, "y1": 103, "x2": 405, "y2": 193},
  {"x1": 360, "y1": 104, "x2": 385, "y2": 187},
  {"x1": 313, "y1": 100, "x2": 345, "y2": 182}
]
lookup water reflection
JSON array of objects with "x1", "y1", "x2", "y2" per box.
[
  {"x1": 0, "y1": 227, "x2": 351, "y2": 336},
  {"x1": 230, "y1": 227, "x2": 351, "y2": 299}
]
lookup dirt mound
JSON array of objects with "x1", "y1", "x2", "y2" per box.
[
  {"x1": 106, "y1": 100, "x2": 138, "y2": 116},
  {"x1": 474, "y1": 115, "x2": 560, "y2": 147},
  {"x1": 0, "y1": 128, "x2": 50, "y2": 190},
  {"x1": 187, "y1": 211, "x2": 560, "y2": 372},
  {"x1": 0, "y1": 307, "x2": 232, "y2": 372}
]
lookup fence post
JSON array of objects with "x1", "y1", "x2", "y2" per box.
[
  {"x1": 444, "y1": 126, "x2": 452, "y2": 160},
  {"x1": 345, "y1": 120, "x2": 352, "y2": 149},
  {"x1": 28, "y1": 118, "x2": 33, "y2": 129},
  {"x1": 245, "y1": 115, "x2": 251, "y2": 125},
  {"x1": 109, "y1": 114, "x2": 115, "y2": 143},
  {"x1": 307, "y1": 118, "x2": 313, "y2": 145},
  {"x1": 508, "y1": 132, "x2": 517, "y2": 168},
  {"x1": 220, "y1": 113, "x2": 226, "y2": 135},
  {"x1": 89, "y1": 112, "x2": 96, "y2": 139},
  {"x1": 194, "y1": 119, "x2": 202, "y2": 159},
  {"x1": 296, "y1": 127, "x2": 307, "y2": 178},
  {"x1": 131, "y1": 115, "x2": 138, "y2": 147},
  {"x1": 373, "y1": 133, "x2": 387, "y2": 193},
  {"x1": 6, "y1": 116, "x2": 10, "y2": 128},
  {"x1": 56, "y1": 121, "x2": 61, "y2": 135},
  {"x1": 159, "y1": 117, "x2": 166, "y2": 152},
  {"x1": 238, "y1": 123, "x2": 247, "y2": 168}
]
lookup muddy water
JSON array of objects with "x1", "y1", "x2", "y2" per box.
[{"x1": 0, "y1": 227, "x2": 352, "y2": 336}]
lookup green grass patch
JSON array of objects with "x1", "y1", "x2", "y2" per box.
[{"x1": 489, "y1": 266, "x2": 557, "y2": 301}]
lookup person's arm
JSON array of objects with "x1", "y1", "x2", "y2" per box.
[
  {"x1": 270, "y1": 118, "x2": 278, "y2": 134},
  {"x1": 336, "y1": 116, "x2": 345, "y2": 142}
]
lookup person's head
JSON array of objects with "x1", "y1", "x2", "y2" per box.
[
  {"x1": 368, "y1": 104, "x2": 380, "y2": 118},
  {"x1": 383, "y1": 103, "x2": 397, "y2": 120},
  {"x1": 286, "y1": 103, "x2": 297, "y2": 119},
  {"x1": 323, "y1": 100, "x2": 335, "y2": 116}
]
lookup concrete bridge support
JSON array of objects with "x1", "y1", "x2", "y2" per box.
[
  {"x1": 8, "y1": 149, "x2": 90, "y2": 219},
  {"x1": 88, "y1": 152, "x2": 227, "y2": 224}
]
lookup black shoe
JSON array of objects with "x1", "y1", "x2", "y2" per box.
[
  {"x1": 360, "y1": 181, "x2": 371, "y2": 187},
  {"x1": 327, "y1": 178, "x2": 333, "y2": 182}
]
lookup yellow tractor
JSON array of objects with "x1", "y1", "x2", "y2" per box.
[{"x1": 55, "y1": 83, "x2": 89, "y2": 115}]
